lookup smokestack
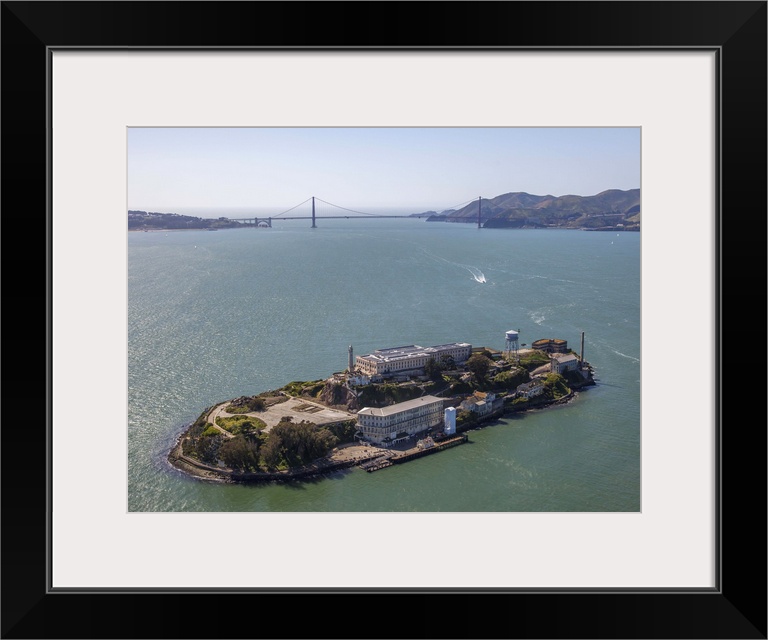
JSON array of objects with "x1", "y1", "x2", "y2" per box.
[
  {"x1": 348, "y1": 345, "x2": 354, "y2": 372},
  {"x1": 580, "y1": 331, "x2": 585, "y2": 365}
]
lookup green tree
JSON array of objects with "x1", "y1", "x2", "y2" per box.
[
  {"x1": 543, "y1": 373, "x2": 571, "y2": 399},
  {"x1": 424, "y1": 357, "x2": 443, "y2": 381},
  {"x1": 193, "y1": 433, "x2": 223, "y2": 464},
  {"x1": 268, "y1": 419, "x2": 338, "y2": 467},
  {"x1": 492, "y1": 367, "x2": 529, "y2": 390},
  {"x1": 259, "y1": 434, "x2": 284, "y2": 470},
  {"x1": 466, "y1": 353, "x2": 493, "y2": 379},
  {"x1": 440, "y1": 354, "x2": 456, "y2": 370},
  {"x1": 219, "y1": 435, "x2": 260, "y2": 471},
  {"x1": 456, "y1": 409, "x2": 477, "y2": 427}
]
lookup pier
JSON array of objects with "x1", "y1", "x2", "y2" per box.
[{"x1": 359, "y1": 434, "x2": 469, "y2": 472}]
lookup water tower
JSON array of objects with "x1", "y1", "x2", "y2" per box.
[
  {"x1": 505, "y1": 329, "x2": 520, "y2": 361},
  {"x1": 444, "y1": 407, "x2": 456, "y2": 435}
]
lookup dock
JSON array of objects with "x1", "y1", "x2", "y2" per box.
[
  {"x1": 391, "y1": 434, "x2": 468, "y2": 463},
  {"x1": 358, "y1": 434, "x2": 468, "y2": 472},
  {"x1": 359, "y1": 457, "x2": 394, "y2": 472}
]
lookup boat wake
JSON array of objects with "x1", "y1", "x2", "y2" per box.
[
  {"x1": 420, "y1": 250, "x2": 486, "y2": 283},
  {"x1": 466, "y1": 266, "x2": 486, "y2": 283},
  {"x1": 611, "y1": 349, "x2": 640, "y2": 363}
]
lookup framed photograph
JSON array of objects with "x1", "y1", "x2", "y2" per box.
[{"x1": 4, "y1": 1, "x2": 765, "y2": 638}]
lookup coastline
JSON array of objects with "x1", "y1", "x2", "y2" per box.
[
  {"x1": 167, "y1": 380, "x2": 593, "y2": 485},
  {"x1": 168, "y1": 434, "x2": 386, "y2": 484}
]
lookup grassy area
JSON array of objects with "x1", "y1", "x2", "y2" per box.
[
  {"x1": 491, "y1": 367, "x2": 529, "y2": 390},
  {"x1": 516, "y1": 350, "x2": 551, "y2": 371},
  {"x1": 356, "y1": 382, "x2": 423, "y2": 407},
  {"x1": 224, "y1": 396, "x2": 266, "y2": 413},
  {"x1": 282, "y1": 380, "x2": 325, "y2": 397},
  {"x1": 215, "y1": 415, "x2": 267, "y2": 435},
  {"x1": 542, "y1": 373, "x2": 571, "y2": 399},
  {"x1": 201, "y1": 424, "x2": 220, "y2": 437}
]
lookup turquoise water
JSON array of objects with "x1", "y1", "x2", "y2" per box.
[{"x1": 128, "y1": 219, "x2": 640, "y2": 512}]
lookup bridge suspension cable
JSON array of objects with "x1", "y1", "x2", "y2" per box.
[
  {"x1": 435, "y1": 197, "x2": 477, "y2": 212},
  {"x1": 270, "y1": 197, "x2": 313, "y2": 217},
  {"x1": 313, "y1": 198, "x2": 383, "y2": 217}
]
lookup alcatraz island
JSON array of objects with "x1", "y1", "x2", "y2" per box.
[{"x1": 168, "y1": 331, "x2": 596, "y2": 483}]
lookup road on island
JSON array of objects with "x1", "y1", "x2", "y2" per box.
[
  {"x1": 206, "y1": 403, "x2": 236, "y2": 438},
  {"x1": 205, "y1": 395, "x2": 357, "y2": 439}
]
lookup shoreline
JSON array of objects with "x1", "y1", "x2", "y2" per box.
[
  {"x1": 168, "y1": 434, "x2": 386, "y2": 484},
  {"x1": 167, "y1": 381, "x2": 593, "y2": 485}
]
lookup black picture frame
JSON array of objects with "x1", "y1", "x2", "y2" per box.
[{"x1": 3, "y1": 2, "x2": 765, "y2": 638}]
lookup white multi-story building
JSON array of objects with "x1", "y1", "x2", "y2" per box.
[
  {"x1": 355, "y1": 343, "x2": 472, "y2": 376},
  {"x1": 550, "y1": 353, "x2": 580, "y2": 374},
  {"x1": 516, "y1": 379, "x2": 545, "y2": 398},
  {"x1": 460, "y1": 391, "x2": 497, "y2": 415},
  {"x1": 356, "y1": 395, "x2": 445, "y2": 446}
]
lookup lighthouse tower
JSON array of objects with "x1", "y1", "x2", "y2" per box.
[{"x1": 348, "y1": 345, "x2": 354, "y2": 373}]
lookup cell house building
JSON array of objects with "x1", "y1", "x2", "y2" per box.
[{"x1": 354, "y1": 343, "x2": 472, "y2": 377}]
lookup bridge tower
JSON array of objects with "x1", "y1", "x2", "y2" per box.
[{"x1": 311, "y1": 196, "x2": 316, "y2": 228}]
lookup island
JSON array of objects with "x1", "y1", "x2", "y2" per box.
[{"x1": 168, "y1": 333, "x2": 596, "y2": 483}]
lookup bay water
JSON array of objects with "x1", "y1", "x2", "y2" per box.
[{"x1": 128, "y1": 219, "x2": 640, "y2": 512}]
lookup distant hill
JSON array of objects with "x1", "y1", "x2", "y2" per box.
[
  {"x1": 132, "y1": 188, "x2": 640, "y2": 232},
  {"x1": 414, "y1": 189, "x2": 640, "y2": 230},
  {"x1": 128, "y1": 211, "x2": 244, "y2": 230}
]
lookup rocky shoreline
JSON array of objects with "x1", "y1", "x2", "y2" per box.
[
  {"x1": 167, "y1": 381, "x2": 591, "y2": 484},
  {"x1": 168, "y1": 434, "x2": 387, "y2": 484}
]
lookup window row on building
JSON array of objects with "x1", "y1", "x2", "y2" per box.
[
  {"x1": 516, "y1": 379, "x2": 545, "y2": 398},
  {"x1": 357, "y1": 395, "x2": 445, "y2": 446},
  {"x1": 550, "y1": 353, "x2": 580, "y2": 374},
  {"x1": 531, "y1": 338, "x2": 569, "y2": 353},
  {"x1": 355, "y1": 342, "x2": 472, "y2": 376}
]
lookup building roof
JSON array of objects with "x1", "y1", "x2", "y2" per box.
[
  {"x1": 357, "y1": 395, "x2": 444, "y2": 417},
  {"x1": 552, "y1": 353, "x2": 579, "y2": 363},
  {"x1": 358, "y1": 343, "x2": 472, "y2": 365}
]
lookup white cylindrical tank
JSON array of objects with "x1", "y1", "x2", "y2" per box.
[
  {"x1": 444, "y1": 406, "x2": 456, "y2": 435},
  {"x1": 505, "y1": 330, "x2": 519, "y2": 343}
]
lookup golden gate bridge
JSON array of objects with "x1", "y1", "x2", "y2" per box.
[{"x1": 230, "y1": 196, "x2": 486, "y2": 228}]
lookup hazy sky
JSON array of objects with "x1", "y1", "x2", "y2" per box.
[{"x1": 128, "y1": 127, "x2": 640, "y2": 216}]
